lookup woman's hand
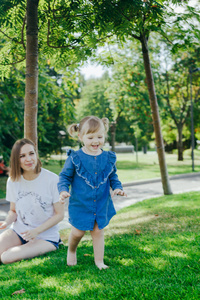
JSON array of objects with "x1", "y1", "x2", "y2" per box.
[
  {"x1": 59, "y1": 191, "x2": 71, "y2": 204},
  {"x1": 111, "y1": 189, "x2": 127, "y2": 197},
  {"x1": 0, "y1": 221, "x2": 7, "y2": 230},
  {"x1": 21, "y1": 229, "x2": 39, "y2": 241}
]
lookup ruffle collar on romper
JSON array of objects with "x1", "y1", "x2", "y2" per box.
[{"x1": 67, "y1": 149, "x2": 116, "y2": 189}]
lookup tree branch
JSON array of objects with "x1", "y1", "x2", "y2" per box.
[
  {"x1": 0, "y1": 13, "x2": 26, "y2": 50},
  {"x1": 21, "y1": 14, "x2": 26, "y2": 50},
  {"x1": 0, "y1": 57, "x2": 26, "y2": 66}
]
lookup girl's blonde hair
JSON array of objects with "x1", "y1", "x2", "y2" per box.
[
  {"x1": 68, "y1": 116, "x2": 109, "y2": 138},
  {"x1": 9, "y1": 138, "x2": 42, "y2": 181}
]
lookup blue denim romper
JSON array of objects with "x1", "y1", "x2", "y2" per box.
[{"x1": 58, "y1": 149, "x2": 123, "y2": 230}]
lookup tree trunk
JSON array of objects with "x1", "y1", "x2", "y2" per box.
[
  {"x1": 141, "y1": 35, "x2": 172, "y2": 195},
  {"x1": 177, "y1": 124, "x2": 183, "y2": 161},
  {"x1": 24, "y1": 0, "x2": 39, "y2": 146},
  {"x1": 110, "y1": 121, "x2": 116, "y2": 152}
]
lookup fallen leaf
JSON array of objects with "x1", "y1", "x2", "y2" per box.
[
  {"x1": 12, "y1": 289, "x2": 25, "y2": 295},
  {"x1": 84, "y1": 254, "x2": 90, "y2": 256}
]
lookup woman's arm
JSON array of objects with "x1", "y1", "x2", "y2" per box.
[
  {"x1": 0, "y1": 202, "x2": 17, "y2": 230},
  {"x1": 21, "y1": 202, "x2": 65, "y2": 241}
]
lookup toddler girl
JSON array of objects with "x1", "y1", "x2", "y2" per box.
[{"x1": 58, "y1": 116, "x2": 127, "y2": 270}]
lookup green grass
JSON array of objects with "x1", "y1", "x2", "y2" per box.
[
  {"x1": 0, "y1": 176, "x2": 7, "y2": 198},
  {"x1": 1, "y1": 150, "x2": 200, "y2": 198},
  {"x1": 0, "y1": 191, "x2": 200, "y2": 299},
  {"x1": 116, "y1": 150, "x2": 200, "y2": 183}
]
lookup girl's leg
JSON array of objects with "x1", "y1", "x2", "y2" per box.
[
  {"x1": 0, "y1": 229, "x2": 22, "y2": 261},
  {"x1": 90, "y1": 222, "x2": 108, "y2": 270},
  {"x1": 67, "y1": 226, "x2": 85, "y2": 266},
  {"x1": 1, "y1": 238, "x2": 56, "y2": 264}
]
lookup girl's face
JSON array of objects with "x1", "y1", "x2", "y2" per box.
[
  {"x1": 80, "y1": 128, "x2": 105, "y2": 155},
  {"x1": 19, "y1": 144, "x2": 37, "y2": 173}
]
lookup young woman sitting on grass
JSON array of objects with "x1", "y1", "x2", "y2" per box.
[{"x1": 0, "y1": 138, "x2": 64, "y2": 264}]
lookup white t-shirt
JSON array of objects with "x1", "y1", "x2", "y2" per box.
[{"x1": 6, "y1": 168, "x2": 60, "y2": 242}]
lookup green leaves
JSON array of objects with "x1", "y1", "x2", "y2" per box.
[
  {"x1": 0, "y1": 0, "x2": 100, "y2": 74},
  {"x1": 0, "y1": 68, "x2": 25, "y2": 160}
]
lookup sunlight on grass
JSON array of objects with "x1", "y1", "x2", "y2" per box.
[
  {"x1": 117, "y1": 258, "x2": 135, "y2": 266},
  {"x1": 107, "y1": 214, "x2": 157, "y2": 236},
  {"x1": 162, "y1": 250, "x2": 189, "y2": 259},
  {"x1": 0, "y1": 279, "x2": 19, "y2": 288},
  {"x1": 157, "y1": 199, "x2": 200, "y2": 209},
  {"x1": 15, "y1": 258, "x2": 43, "y2": 268},
  {"x1": 39, "y1": 276, "x2": 96, "y2": 296},
  {"x1": 40, "y1": 277, "x2": 59, "y2": 288},
  {"x1": 148, "y1": 257, "x2": 169, "y2": 270},
  {"x1": 60, "y1": 279, "x2": 103, "y2": 296}
]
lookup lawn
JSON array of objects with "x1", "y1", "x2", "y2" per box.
[
  {"x1": 0, "y1": 191, "x2": 200, "y2": 299},
  {"x1": 1, "y1": 150, "x2": 200, "y2": 199},
  {"x1": 115, "y1": 150, "x2": 200, "y2": 183},
  {"x1": 0, "y1": 176, "x2": 7, "y2": 198}
]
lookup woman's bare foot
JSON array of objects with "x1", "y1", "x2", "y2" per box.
[
  {"x1": 95, "y1": 262, "x2": 109, "y2": 270},
  {"x1": 67, "y1": 250, "x2": 77, "y2": 266}
]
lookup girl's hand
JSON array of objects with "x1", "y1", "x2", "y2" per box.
[
  {"x1": 59, "y1": 191, "x2": 71, "y2": 204},
  {"x1": 21, "y1": 229, "x2": 38, "y2": 242},
  {"x1": 0, "y1": 221, "x2": 7, "y2": 230},
  {"x1": 112, "y1": 189, "x2": 127, "y2": 197}
]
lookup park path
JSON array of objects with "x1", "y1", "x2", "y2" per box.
[{"x1": 0, "y1": 172, "x2": 200, "y2": 230}]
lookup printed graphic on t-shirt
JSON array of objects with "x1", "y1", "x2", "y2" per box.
[{"x1": 16, "y1": 191, "x2": 48, "y2": 226}]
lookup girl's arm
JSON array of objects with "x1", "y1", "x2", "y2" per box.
[
  {"x1": 109, "y1": 165, "x2": 123, "y2": 190},
  {"x1": 0, "y1": 202, "x2": 17, "y2": 230},
  {"x1": 57, "y1": 157, "x2": 75, "y2": 194},
  {"x1": 21, "y1": 202, "x2": 65, "y2": 241},
  {"x1": 109, "y1": 165, "x2": 127, "y2": 197}
]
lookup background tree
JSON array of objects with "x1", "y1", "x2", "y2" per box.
[
  {"x1": 157, "y1": 44, "x2": 200, "y2": 160},
  {"x1": 90, "y1": 0, "x2": 174, "y2": 194},
  {"x1": 0, "y1": 62, "x2": 77, "y2": 160},
  {"x1": 106, "y1": 49, "x2": 153, "y2": 152},
  {"x1": 37, "y1": 62, "x2": 77, "y2": 158},
  {"x1": 77, "y1": 72, "x2": 113, "y2": 120},
  {"x1": 0, "y1": 68, "x2": 24, "y2": 163},
  {"x1": 0, "y1": 0, "x2": 104, "y2": 145},
  {"x1": 77, "y1": 72, "x2": 137, "y2": 148},
  {"x1": 91, "y1": 0, "x2": 199, "y2": 194},
  {"x1": 24, "y1": 0, "x2": 39, "y2": 145},
  {"x1": 77, "y1": 73, "x2": 117, "y2": 148}
]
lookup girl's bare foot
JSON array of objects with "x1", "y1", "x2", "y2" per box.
[
  {"x1": 95, "y1": 262, "x2": 109, "y2": 270},
  {"x1": 67, "y1": 250, "x2": 77, "y2": 266}
]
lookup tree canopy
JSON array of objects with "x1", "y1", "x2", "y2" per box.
[{"x1": 0, "y1": 0, "x2": 199, "y2": 194}]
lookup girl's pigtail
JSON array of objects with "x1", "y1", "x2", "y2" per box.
[
  {"x1": 101, "y1": 117, "x2": 109, "y2": 133},
  {"x1": 68, "y1": 123, "x2": 79, "y2": 137}
]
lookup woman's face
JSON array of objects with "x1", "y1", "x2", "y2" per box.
[{"x1": 19, "y1": 144, "x2": 37, "y2": 173}]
